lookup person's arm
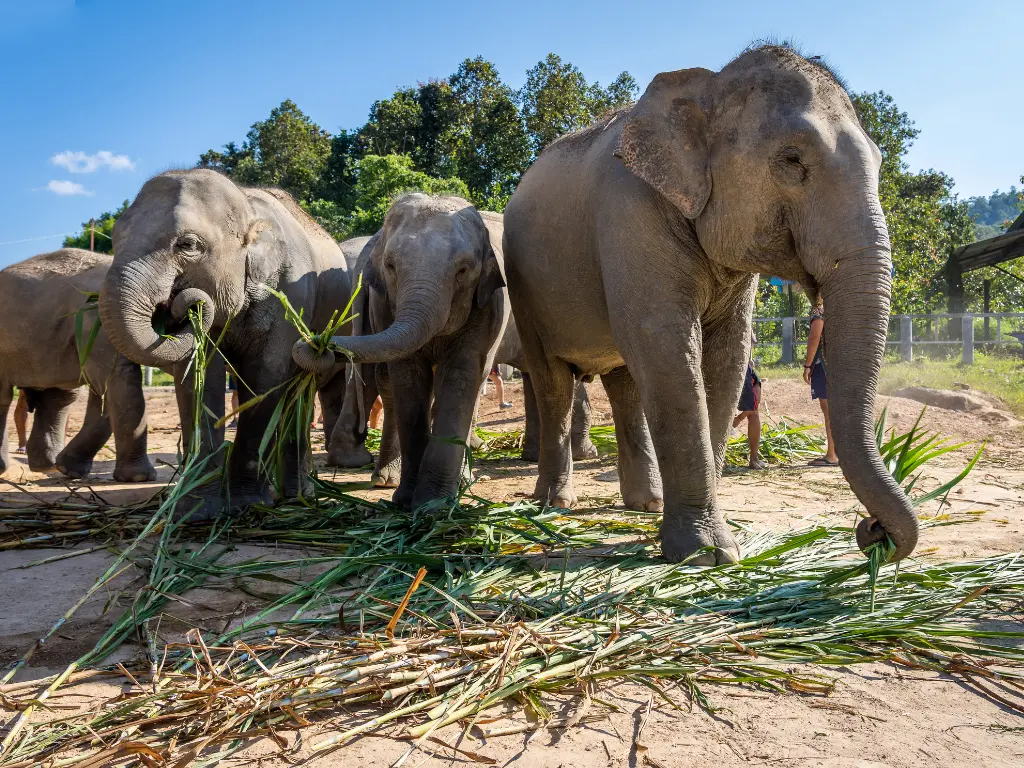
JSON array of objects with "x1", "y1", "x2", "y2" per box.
[{"x1": 803, "y1": 317, "x2": 823, "y2": 384}]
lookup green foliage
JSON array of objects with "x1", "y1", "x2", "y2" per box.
[
  {"x1": 200, "y1": 100, "x2": 331, "y2": 202},
  {"x1": 346, "y1": 154, "x2": 469, "y2": 236},
  {"x1": 518, "y1": 53, "x2": 637, "y2": 154},
  {"x1": 62, "y1": 201, "x2": 127, "y2": 254},
  {"x1": 852, "y1": 92, "x2": 977, "y2": 314},
  {"x1": 968, "y1": 185, "x2": 1022, "y2": 234}
]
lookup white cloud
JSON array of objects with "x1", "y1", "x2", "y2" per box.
[
  {"x1": 51, "y1": 150, "x2": 136, "y2": 174},
  {"x1": 48, "y1": 180, "x2": 94, "y2": 196}
]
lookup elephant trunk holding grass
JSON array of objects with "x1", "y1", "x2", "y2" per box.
[
  {"x1": 502, "y1": 44, "x2": 917, "y2": 565},
  {"x1": 0, "y1": 249, "x2": 156, "y2": 482},
  {"x1": 293, "y1": 194, "x2": 507, "y2": 508},
  {"x1": 99, "y1": 169, "x2": 351, "y2": 518}
]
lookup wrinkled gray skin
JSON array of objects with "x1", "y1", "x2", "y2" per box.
[
  {"x1": 294, "y1": 194, "x2": 505, "y2": 508},
  {"x1": 325, "y1": 227, "x2": 597, "y2": 479},
  {"x1": 0, "y1": 249, "x2": 156, "y2": 482},
  {"x1": 503, "y1": 45, "x2": 918, "y2": 565},
  {"x1": 99, "y1": 169, "x2": 351, "y2": 519}
]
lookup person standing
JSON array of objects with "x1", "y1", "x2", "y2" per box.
[
  {"x1": 733, "y1": 331, "x2": 764, "y2": 469},
  {"x1": 488, "y1": 365, "x2": 512, "y2": 409},
  {"x1": 804, "y1": 303, "x2": 839, "y2": 466}
]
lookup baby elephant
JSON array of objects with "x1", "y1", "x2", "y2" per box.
[
  {"x1": 0, "y1": 249, "x2": 156, "y2": 482},
  {"x1": 294, "y1": 194, "x2": 505, "y2": 508}
]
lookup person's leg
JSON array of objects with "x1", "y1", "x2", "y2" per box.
[
  {"x1": 746, "y1": 410, "x2": 763, "y2": 468},
  {"x1": 819, "y1": 398, "x2": 838, "y2": 463},
  {"x1": 14, "y1": 390, "x2": 28, "y2": 451},
  {"x1": 732, "y1": 411, "x2": 746, "y2": 430},
  {"x1": 369, "y1": 396, "x2": 383, "y2": 429}
]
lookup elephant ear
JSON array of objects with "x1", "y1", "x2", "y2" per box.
[
  {"x1": 476, "y1": 241, "x2": 506, "y2": 309},
  {"x1": 614, "y1": 68, "x2": 714, "y2": 219},
  {"x1": 363, "y1": 231, "x2": 388, "y2": 296}
]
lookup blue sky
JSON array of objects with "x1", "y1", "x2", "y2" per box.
[{"x1": 1, "y1": 0, "x2": 1020, "y2": 267}]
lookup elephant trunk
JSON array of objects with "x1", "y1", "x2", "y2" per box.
[
  {"x1": 340, "y1": 279, "x2": 451, "y2": 364},
  {"x1": 99, "y1": 255, "x2": 215, "y2": 368},
  {"x1": 818, "y1": 247, "x2": 918, "y2": 562}
]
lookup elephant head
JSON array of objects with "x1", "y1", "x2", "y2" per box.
[
  {"x1": 614, "y1": 44, "x2": 917, "y2": 561},
  {"x1": 99, "y1": 169, "x2": 271, "y2": 368},
  {"x1": 311, "y1": 194, "x2": 504, "y2": 365}
]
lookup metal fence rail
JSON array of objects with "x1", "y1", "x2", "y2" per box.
[{"x1": 753, "y1": 313, "x2": 1024, "y2": 365}]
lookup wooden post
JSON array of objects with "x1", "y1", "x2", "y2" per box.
[
  {"x1": 787, "y1": 283, "x2": 794, "y2": 318},
  {"x1": 983, "y1": 279, "x2": 991, "y2": 341},
  {"x1": 962, "y1": 315, "x2": 974, "y2": 365},
  {"x1": 781, "y1": 317, "x2": 795, "y2": 364},
  {"x1": 89, "y1": 219, "x2": 95, "y2": 252},
  {"x1": 946, "y1": 260, "x2": 964, "y2": 340},
  {"x1": 900, "y1": 316, "x2": 913, "y2": 362}
]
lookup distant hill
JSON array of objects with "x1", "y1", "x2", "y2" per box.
[{"x1": 968, "y1": 187, "x2": 1021, "y2": 240}]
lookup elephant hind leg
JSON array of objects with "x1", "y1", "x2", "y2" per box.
[
  {"x1": 570, "y1": 380, "x2": 598, "y2": 461},
  {"x1": 600, "y1": 367, "x2": 663, "y2": 512},
  {"x1": 57, "y1": 388, "x2": 111, "y2": 479},
  {"x1": 371, "y1": 363, "x2": 401, "y2": 488},
  {"x1": 326, "y1": 363, "x2": 376, "y2": 469},
  {"x1": 105, "y1": 358, "x2": 157, "y2": 482},
  {"x1": 517, "y1": 320, "x2": 576, "y2": 508},
  {"x1": 26, "y1": 388, "x2": 78, "y2": 472}
]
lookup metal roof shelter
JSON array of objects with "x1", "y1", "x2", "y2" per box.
[{"x1": 946, "y1": 208, "x2": 1024, "y2": 313}]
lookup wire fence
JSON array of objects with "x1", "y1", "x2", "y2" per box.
[{"x1": 753, "y1": 313, "x2": 1024, "y2": 366}]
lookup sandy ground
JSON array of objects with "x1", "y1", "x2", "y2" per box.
[{"x1": 2, "y1": 375, "x2": 1024, "y2": 766}]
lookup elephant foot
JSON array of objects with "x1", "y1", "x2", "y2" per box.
[
  {"x1": 571, "y1": 439, "x2": 599, "y2": 461},
  {"x1": 532, "y1": 477, "x2": 577, "y2": 509},
  {"x1": 392, "y1": 482, "x2": 415, "y2": 510},
  {"x1": 623, "y1": 494, "x2": 664, "y2": 513},
  {"x1": 112, "y1": 458, "x2": 158, "y2": 483},
  {"x1": 372, "y1": 457, "x2": 402, "y2": 488},
  {"x1": 521, "y1": 444, "x2": 539, "y2": 463},
  {"x1": 659, "y1": 509, "x2": 739, "y2": 565},
  {"x1": 56, "y1": 453, "x2": 94, "y2": 480},
  {"x1": 326, "y1": 443, "x2": 374, "y2": 469},
  {"x1": 173, "y1": 488, "x2": 270, "y2": 523}
]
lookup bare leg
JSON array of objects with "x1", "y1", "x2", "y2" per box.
[
  {"x1": 820, "y1": 399, "x2": 838, "y2": 463},
  {"x1": 14, "y1": 391, "x2": 27, "y2": 450},
  {"x1": 746, "y1": 411, "x2": 763, "y2": 468},
  {"x1": 0, "y1": 386, "x2": 12, "y2": 474},
  {"x1": 369, "y1": 396, "x2": 383, "y2": 429},
  {"x1": 600, "y1": 367, "x2": 662, "y2": 511}
]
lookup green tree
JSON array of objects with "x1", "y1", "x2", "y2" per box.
[
  {"x1": 518, "y1": 53, "x2": 637, "y2": 153},
  {"x1": 199, "y1": 100, "x2": 331, "y2": 202},
  {"x1": 359, "y1": 88, "x2": 424, "y2": 159},
  {"x1": 62, "y1": 201, "x2": 128, "y2": 254}
]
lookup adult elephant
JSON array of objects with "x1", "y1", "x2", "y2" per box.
[
  {"x1": 502, "y1": 44, "x2": 918, "y2": 565},
  {"x1": 322, "y1": 220, "x2": 597, "y2": 484},
  {"x1": 0, "y1": 249, "x2": 156, "y2": 482},
  {"x1": 293, "y1": 194, "x2": 506, "y2": 508},
  {"x1": 99, "y1": 169, "x2": 351, "y2": 518}
]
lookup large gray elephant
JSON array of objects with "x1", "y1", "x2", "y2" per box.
[
  {"x1": 502, "y1": 44, "x2": 918, "y2": 565},
  {"x1": 99, "y1": 169, "x2": 351, "y2": 518},
  {"x1": 293, "y1": 194, "x2": 505, "y2": 508},
  {"x1": 324, "y1": 225, "x2": 597, "y2": 480},
  {"x1": 0, "y1": 249, "x2": 155, "y2": 482}
]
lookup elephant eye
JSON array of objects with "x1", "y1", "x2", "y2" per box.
[
  {"x1": 456, "y1": 265, "x2": 468, "y2": 280},
  {"x1": 777, "y1": 149, "x2": 807, "y2": 181},
  {"x1": 385, "y1": 260, "x2": 396, "y2": 274},
  {"x1": 175, "y1": 234, "x2": 204, "y2": 256}
]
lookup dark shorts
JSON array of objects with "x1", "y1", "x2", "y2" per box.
[
  {"x1": 737, "y1": 363, "x2": 761, "y2": 412},
  {"x1": 811, "y1": 360, "x2": 827, "y2": 400},
  {"x1": 227, "y1": 376, "x2": 237, "y2": 392},
  {"x1": 489, "y1": 364, "x2": 500, "y2": 377}
]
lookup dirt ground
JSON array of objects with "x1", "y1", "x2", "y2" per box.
[{"x1": 2, "y1": 374, "x2": 1024, "y2": 767}]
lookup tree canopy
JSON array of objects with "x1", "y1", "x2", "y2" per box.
[{"x1": 62, "y1": 201, "x2": 127, "y2": 254}]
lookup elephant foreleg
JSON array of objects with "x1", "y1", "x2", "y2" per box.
[
  {"x1": 388, "y1": 355, "x2": 433, "y2": 509},
  {"x1": 26, "y1": 388, "x2": 78, "y2": 472},
  {"x1": 701, "y1": 279, "x2": 757, "y2": 477},
  {"x1": 600, "y1": 367, "x2": 663, "y2": 512},
  {"x1": 56, "y1": 388, "x2": 111, "y2": 479},
  {"x1": 411, "y1": 351, "x2": 486, "y2": 508},
  {"x1": 326, "y1": 363, "x2": 376, "y2": 469},
  {"x1": 171, "y1": 354, "x2": 228, "y2": 520},
  {"x1": 372, "y1": 363, "x2": 401, "y2": 488}
]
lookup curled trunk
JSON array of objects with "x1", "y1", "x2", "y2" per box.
[
  {"x1": 338, "y1": 281, "x2": 451, "y2": 365},
  {"x1": 821, "y1": 250, "x2": 918, "y2": 562},
  {"x1": 99, "y1": 257, "x2": 214, "y2": 368}
]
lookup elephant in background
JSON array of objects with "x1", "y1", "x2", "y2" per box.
[
  {"x1": 293, "y1": 194, "x2": 506, "y2": 508},
  {"x1": 0, "y1": 249, "x2": 155, "y2": 482},
  {"x1": 322, "y1": 222, "x2": 597, "y2": 488},
  {"x1": 99, "y1": 169, "x2": 351, "y2": 518},
  {"x1": 503, "y1": 44, "x2": 918, "y2": 564}
]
